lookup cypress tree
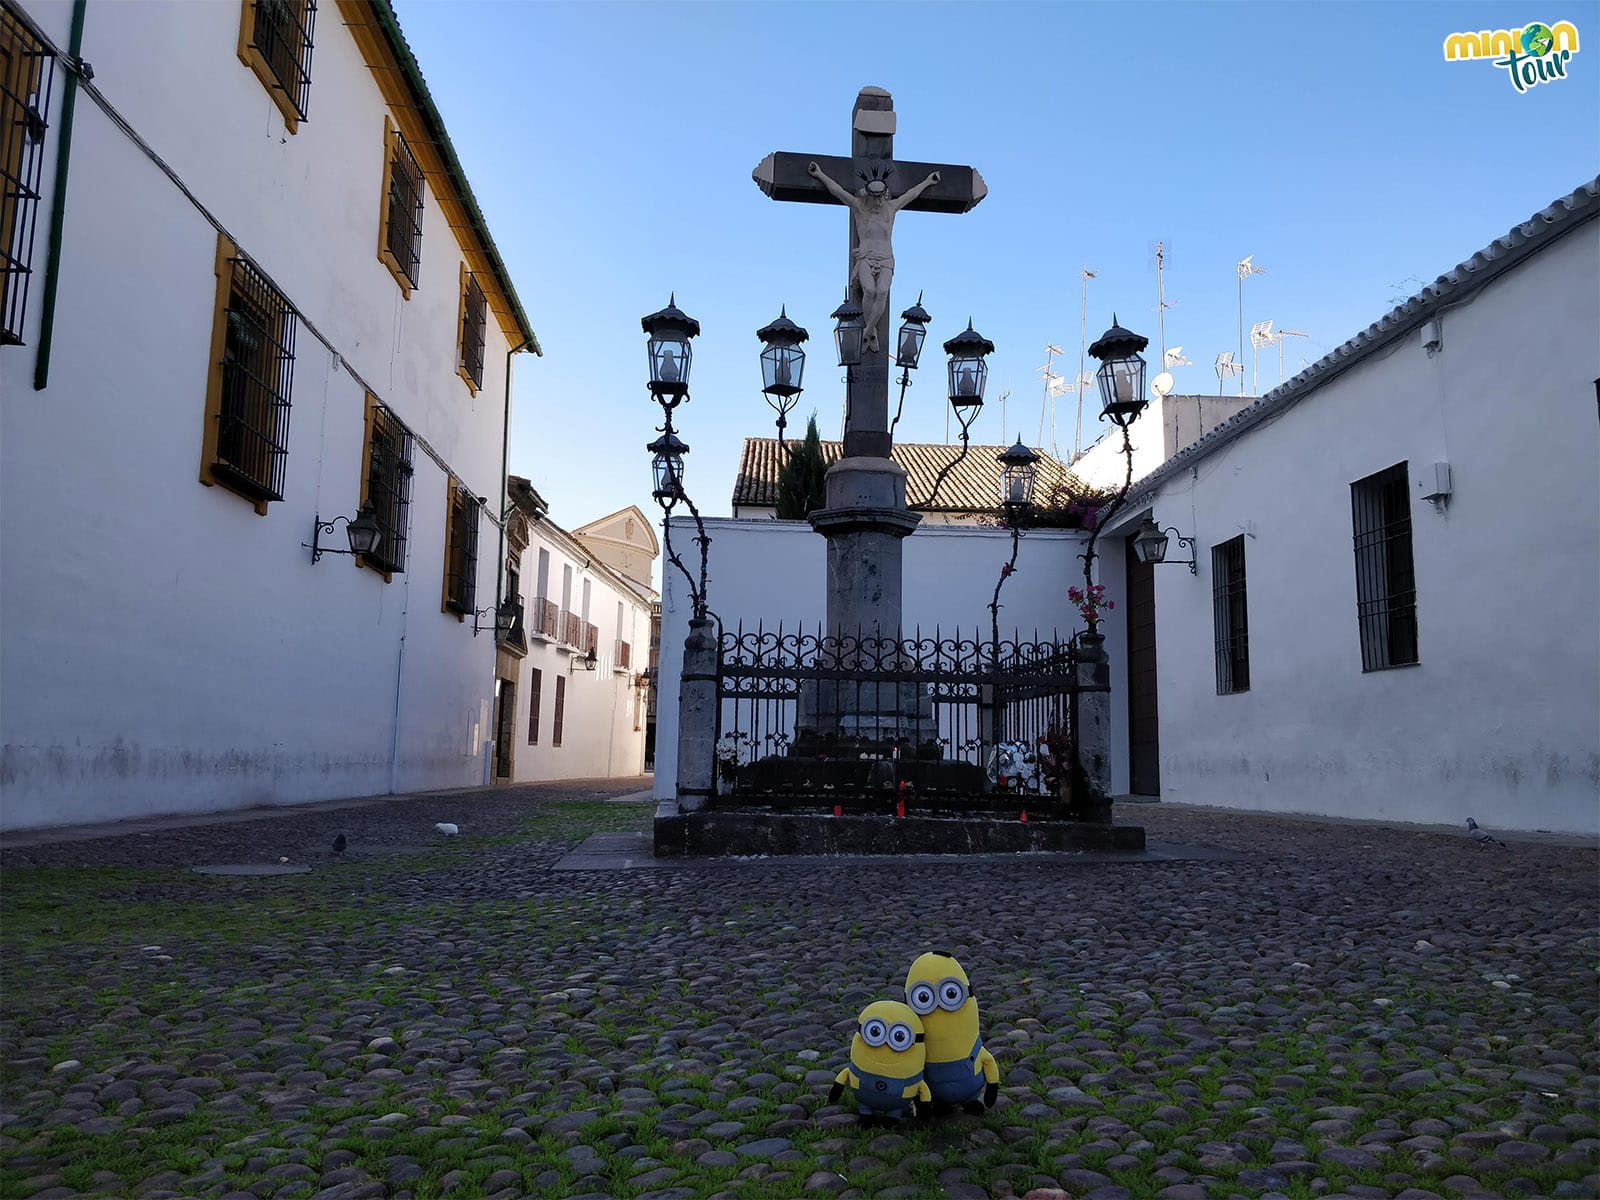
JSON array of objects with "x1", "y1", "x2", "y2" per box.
[{"x1": 775, "y1": 414, "x2": 829, "y2": 519}]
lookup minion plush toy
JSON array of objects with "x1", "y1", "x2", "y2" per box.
[
  {"x1": 905, "y1": 952, "x2": 999, "y2": 1113},
  {"x1": 828, "y1": 1001, "x2": 930, "y2": 1124}
]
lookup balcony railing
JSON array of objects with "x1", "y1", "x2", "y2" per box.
[
  {"x1": 532, "y1": 597, "x2": 559, "y2": 640},
  {"x1": 561, "y1": 611, "x2": 582, "y2": 648},
  {"x1": 583, "y1": 622, "x2": 599, "y2": 655},
  {"x1": 615, "y1": 640, "x2": 632, "y2": 670}
]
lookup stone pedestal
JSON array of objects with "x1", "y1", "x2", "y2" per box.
[
  {"x1": 672, "y1": 618, "x2": 718, "y2": 815},
  {"x1": 1074, "y1": 636, "x2": 1114, "y2": 820}
]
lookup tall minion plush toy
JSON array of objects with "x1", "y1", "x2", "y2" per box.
[
  {"x1": 828, "y1": 1000, "x2": 930, "y2": 1124},
  {"x1": 905, "y1": 951, "x2": 999, "y2": 1113}
]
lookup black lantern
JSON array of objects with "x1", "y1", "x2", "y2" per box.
[
  {"x1": 346, "y1": 504, "x2": 382, "y2": 556},
  {"x1": 1087, "y1": 313, "x2": 1149, "y2": 427},
  {"x1": 943, "y1": 319, "x2": 995, "y2": 414},
  {"x1": 997, "y1": 438, "x2": 1040, "y2": 509},
  {"x1": 831, "y1": 294, "x2": 865, "y2": 368},
  {"x1": 647, "y1": 430, "x2": 688, "y2": 504},
  {"x1": 895, "y1": 291, "x2": 931, "y2": 370},
  {"x1": 1131, "y1": 517, "x2": 1169, "y2": 564},
  {"x1": 641, "y1": 294, "x2": 701, "y2": 406},
  {"x1": 757, "y1": 306, "x2": 809, "y2": 414}
]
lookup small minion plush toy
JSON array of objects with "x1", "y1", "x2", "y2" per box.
[
  {"x1": 905, "y1": 951, "x2": 999, "y2": 1113},
  {"x1": 828, "y1": 1000, "x2": 930, "y2": 1124}
]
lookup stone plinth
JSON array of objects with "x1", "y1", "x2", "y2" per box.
[{"x1": 654, "y1": 810, "x2": 1146, "y2": 857}]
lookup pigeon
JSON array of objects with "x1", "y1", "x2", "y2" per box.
[
  {"x1": 1466, "y1": 817, "x2": 1506, "y2": 848},
  {"x1": 332, "y1": 834, "x2": 346, "y2": 856},
  {"x1": 434, "y1": 822, "x2": 460, "y2": 837}
]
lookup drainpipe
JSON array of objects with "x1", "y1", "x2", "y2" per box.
[
  {"x1": 495, "y1": 339, "x2": 538, "y2": 610},
  {"x1": 32, "y1": 0, "x2": 87, "y2": 391}
]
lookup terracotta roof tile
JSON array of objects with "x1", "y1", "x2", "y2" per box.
[{"x1": 732, "y1": 439, "x2": 1079, "y2": 513}]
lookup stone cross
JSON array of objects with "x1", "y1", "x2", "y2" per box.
[{"x1": 753, "y1": 86, "x2": 986, "y2": 460}]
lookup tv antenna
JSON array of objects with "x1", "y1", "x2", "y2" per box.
[
  {"x1": 1150, "y1": 240, "x2": 1177, "y2": 363},
  {"x1": 1036, "y1": 343, "x2": 1067, "y2": 456},
  {"x1": 1214, "y1": 351, "x2": 1242, "y2": 396},
  {"x1": 1269, "y1": 328, "x2": 1309, "y2": 386},
  {"x1": 1249, "y1": 320, "x2": 1274, "y2": 395},
  {"x1": 1236, "y1": 255, "x2": 1266, "y2": 397},
  {"x1": 1075, "y1": 266, "x2": 1096, "y2": 458},
  {"x1": 1164, "y1": 346, "x2": 1192, "y2": 369}
]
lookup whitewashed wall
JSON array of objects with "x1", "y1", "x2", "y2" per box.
[
  {"x1": 653, "y1": 518, "x2": 1128, "y2": 804},
  {"x1": 507, "y1": 523, "x2": 650, "y2": 782},
  {"x1": 1130, "y1": 222, "x2": 1600, "y2": 835},
  {"x1": 0, "y1": 1, "x2": 518, "y2": 829}
]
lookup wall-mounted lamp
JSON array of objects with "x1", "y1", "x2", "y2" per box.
[
  {"x1": 571, "y1": 647, "x2": 598, "y2": 673},
  {"x1": 473, "y1": 594, "x2": 519, "y2": 639},
  {"x1": 306, "y1": 504, "x2": 382, "y2": 564},
  {"x1": 1131, "y1": 516, "x2": 1197, "y2": 574}
]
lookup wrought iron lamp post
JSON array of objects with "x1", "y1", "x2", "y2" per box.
[
  {"x1": 1131, "y1": 517, "x2": 1197, "y2": 574},
  {"x1": 641, "y1": 297, "x2": 710, "y2": 622},
  {"x1": 1077, "y1": 314, "x2": 1151, "y2": 643},
  {"x1": 756, "y1": 307, "x2": 809, "y2": 455},
  {"x1": 927, "y1": 319, "x2": 996, "y2": 507},
  {"x1": 472, "y1": 595, "x2": 520, "y2": 638},
  {"x1": 989, "y1": 437, "x2": 1039, "y2": 662}
]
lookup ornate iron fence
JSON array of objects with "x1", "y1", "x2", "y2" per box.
[{"x1": 714, "y1": 624, "x2": 1105, "y2": 812}]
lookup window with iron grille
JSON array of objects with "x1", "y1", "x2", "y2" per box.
[
  {"x1": 1351, "y1": 462, "x2": 1419, "y2": 670},
  {"x1": 208, "y1": 256, "x2": 295, "y2": 504},
  {"x1": 381, "y1": 125, "x2": 423, "y2": 291},
  {"x1": 240, "y1": 0, "x2": 316, "y2": 129},
  {"x1": 363, "y1": 400, "x2": 413, "y2": 575},
  {"x1": 527, "y1": 667, "x2": 541, "y2": 745},
  {"x1": 1212, "y1": 535, "x2": 1249, "y2": 694},
  {"x1": 459, "y1": 269, "x2": 486, "y2": 391},
  {"x1": 552, "y1": 675, "x2": 565, "y2": 747},
  {"x1": 443, "y1": 484, "x2": 478, "y2": 615},
  {"x1": 1, "y1": 3, "x2": 55, "y2": 346}
]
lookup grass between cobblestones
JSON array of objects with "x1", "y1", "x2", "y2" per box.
[{"x1": 2, "y1": 787, "x2": 1596, "y2": 1199}]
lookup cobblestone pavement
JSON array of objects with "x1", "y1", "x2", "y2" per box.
[{"x1": 2, "y1": 782, "x2": 1596, "y2": 1200}]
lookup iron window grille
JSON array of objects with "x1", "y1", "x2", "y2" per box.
[
  {"x1": 247, "y1": 0, "x2": 316, "y2": 123},
  {"x1": 1351, "y1": 462, "x2": 1419, "y2": 670},
  {"x1": 385, "y1": 130, "x2": 424, "y2": 288},
  {"x1": 1, "y1": 2, "x2": 55, "y2": 346},
  {"x1": 212, "y1": 257, "x2": 296, "y2": 502},
  {"x1": 365, "y1": 403, "x2": 413, "y2": 574},
  {"x1": 1212, "y1": 535, "x2": 1250, "y2": 694},
  {"x1": 527, "y1": 667, "x2": 541, "y2": 745},
  {"x1": 460, "y1": 272, "x2": 486, "y2": 389},
  {"x1": 444, "y1": 485, "x2": 478, "y2": 615},
  {"x1": 552, "y1": 675, "x2": 566, "y2": 747}
]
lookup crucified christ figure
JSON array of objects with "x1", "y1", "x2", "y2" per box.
[{"x1": 808, "y1": 160, "x2": 940, "y2": 352}]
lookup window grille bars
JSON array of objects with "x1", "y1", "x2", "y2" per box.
[
  {"x1": 249, "y1": 0, "x2": 316, "y2": 122},
  {"x1": 1352, "y1": 463, "x2": 1418, "y2": 670},
  {"x1": 366, "y1": 404, "x2": 413, "y2": 573},
  {"x1": 444, "y1": 486, "x2": 477, "y2": 614},
  {"x1": 385, "y1": 130, "x2": 423, "y2": 287},
  {"x1": 1, "y1": 3, "x2": 55, "y2": 345},
  {"x1": 461, "y1": 272, "x2": 485, "y2": 388},
  {"x1": 213, "y1": 257, "x2": 296, "y2": 501},
  {"x1": 1211, "y1": 536, "x2": 1250, "y2": 694}
]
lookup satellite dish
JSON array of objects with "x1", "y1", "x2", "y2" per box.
[{"x1": 1151, "y1": 371, "x2": 1174, "y2": 399}]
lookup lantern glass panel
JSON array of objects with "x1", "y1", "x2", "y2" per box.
[
  {"x1": 895, "y1": 320, "x2": 926, "y2": 369},
  {"x1": 652, "y1": 451, "x2": 684, "y2": 499},
  {"x1": 648, "y1": 335, "x2": 692, "y2": 396},
  {"x1": 834, "y1": 320, "x2": 864, "y2": 368},
  {"x1": 1132, "y1": 520, "x2": 1169, "y2": 565},
  {"x1": 761, "y1": 343, "x2": 805, "y2": 397},
  {"x1": 347, "y1": 508, "x2": 382, "y2": 556},
  {"x1": 1097, "y1": 354, "x2": 1146, "y2": 418},
  {"x1": 947, "y1": 355, "x2": 988, "y2": 408},
  {"x1": 1001, "y1": 461, "x2": 1036, "y2": 507}
]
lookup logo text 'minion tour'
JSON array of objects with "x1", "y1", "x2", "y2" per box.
[{"x1": 1443, "y1": 20, "x2": 1580, "y2": 92}]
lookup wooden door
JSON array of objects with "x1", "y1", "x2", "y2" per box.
[{"x1": 1125, "y1": 539, "x2": 1160, "y2": 795}]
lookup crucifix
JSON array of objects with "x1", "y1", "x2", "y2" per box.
[
  {"x1": 753, "y1": 86, "x2": 986, "y2": 462},
  {"x1": 752, "y1": 87, "x2": 987, "y2": 741}
]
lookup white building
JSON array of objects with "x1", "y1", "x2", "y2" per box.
[
  {"x1": 1069, "y1": 391, "x2": 1253, "y2": 492},
  {"x1": 0, "y1": 0, "x2": 540, "y2": 830},
  {"x1": 1103, "y1": 180, "x2": 1600, "y2": 835},
  {"x1": 494, "y1": 482, "x2": 655, "y2": 783}
]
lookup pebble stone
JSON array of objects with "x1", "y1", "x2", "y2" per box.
[{"x1": 0, "y1": 780, "x2": 1595, "y2": 1199}]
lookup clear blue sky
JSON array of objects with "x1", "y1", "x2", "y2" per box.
[{"x1": 394, "y1": 0, "x2": 1598, "y2": 566}]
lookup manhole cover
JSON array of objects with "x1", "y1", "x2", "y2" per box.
[{"x1": 191, "y1": 863, "x2": 312, "y2": 876}]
